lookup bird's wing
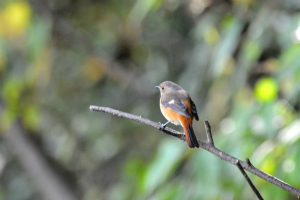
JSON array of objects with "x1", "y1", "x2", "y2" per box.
[
  {"x1": 161, "y1": 99, "x2": 192, "y2": 118},
  {"x1": 190, "y1": 99, "x2": 199, "y2": 121}
]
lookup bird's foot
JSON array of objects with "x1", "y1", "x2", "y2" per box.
[
  {"x1": 158, "y1": 121, "x2": 170, "y2": 130},
  {"x1": 158, "y1": 122, "x2": 165, "y2": 130}
]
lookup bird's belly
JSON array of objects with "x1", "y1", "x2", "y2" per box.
[{"x1": 160, "y1": 104, "x2": 181, "y2": 126}]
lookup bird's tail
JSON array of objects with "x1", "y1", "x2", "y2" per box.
[{"x1": 183, "y1": 123, "x2": 199, "y2": 148}]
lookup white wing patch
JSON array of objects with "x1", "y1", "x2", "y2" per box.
[{"x1": 168, "y1": 99, "x2": 175, "y2": 104}]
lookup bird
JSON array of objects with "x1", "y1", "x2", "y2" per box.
[{"x1": 155, "y1": 81, "x2": 199, "y2": 148}]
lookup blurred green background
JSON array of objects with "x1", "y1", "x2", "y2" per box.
[{"x1": 1, "y1": 0, "x2": 300, "y2": 199}]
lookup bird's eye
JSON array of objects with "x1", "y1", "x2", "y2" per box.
[{"x1": 162, "y1": 87, "x2": 165, "y2": 90}]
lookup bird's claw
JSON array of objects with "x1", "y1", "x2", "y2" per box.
[{"x1": 158, "y1": 122, "x2": 166, "y2": 130}]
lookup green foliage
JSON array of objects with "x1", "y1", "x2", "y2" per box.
[
  {"x1": 142, "y1": 139, "x2": 184, "y2": 195},
  {"x1": 1, "y1": 0, "x2": 300, "y2": 200}
]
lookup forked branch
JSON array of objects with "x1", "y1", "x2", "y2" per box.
[
  {"x1": 236, "y1": 160, "x2": 263, "y2": 199},
  {"x1": 204, "y1": 119, "x2": 263, "y2": 199},
  {"x1": 89, "y1": 105, "x2": 300, "y2": 198}
]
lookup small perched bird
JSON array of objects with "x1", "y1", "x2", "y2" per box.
[{"x1": 155, "y1": 81, "x2": 199, "y2": 148}]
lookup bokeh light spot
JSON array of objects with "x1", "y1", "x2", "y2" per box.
[
  {"x1": 204, "y1": 27, "x2": 219, "y2": 45},
  {"x1": 0, "y1": 1, "x2": 31, "y2": 37},
  {"x1": 254, "y1": 77, "x2": 278, "y2": 102},
  {"x1": 83, "y1": 57, "x2": 107, "y2": 82},
  {"x1": 282, "y1": 159, "x2": 295, "y2": 173}
]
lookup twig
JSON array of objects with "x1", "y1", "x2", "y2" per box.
[
  {"x1": 206, "y1": 119, "x2": 262, "y2": 199},
  {"x1": 204, "y1": 120, "x2": 214, "y2": 146},
  {"x1": 236, "y1": 160, "x2": 264, "y2": 200},
  {"x1": 89, "y1": 106, "x2": 185, "y2": 139},
  {"x1": 246, "y1": 158, "x2": 253, "y2": 167},
  {"x1": 89, "y1": 105, "x2": 300, "y2": 197}
]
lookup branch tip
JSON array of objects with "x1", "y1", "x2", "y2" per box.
[
  {"x1": 89, "y1": 105, "x2": 98, "y2": 111},
  {"x1": 204, "y1": 120, "x2": 214, "y2": 146},
  {"x1": 246, "y1": 158, "x2": 253, "y2": 167}
]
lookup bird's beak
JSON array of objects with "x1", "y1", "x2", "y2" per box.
[{"x1": 155, "y1": 86, "x2": 160, "y2": 90}]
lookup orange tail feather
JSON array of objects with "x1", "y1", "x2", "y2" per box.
[{"x1": 182, "y1": 120, "x2": 199, "y2": 148}]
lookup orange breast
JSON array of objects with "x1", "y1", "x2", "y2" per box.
[
  {"x1": 160, "y1": 103, "x2": 181, "y2": 125},
  {"x1": 160, "y1": 98, "x2": 193, "y2": 126}
]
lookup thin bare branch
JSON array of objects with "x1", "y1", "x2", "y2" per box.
[
  {"x1": 89, "y1": 105, "x2": 300, "y2": 197},
  {"x1": 204, "y1": 120, "x2": 215, "y2": 146},
  {"x1": 236, "y1": 160, "x2": 264, "y2": 200}
]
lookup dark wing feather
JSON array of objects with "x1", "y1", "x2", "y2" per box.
[
  {"x1": 161, "y1": 100, "x2": 192, "y2": 118},
  {"x1": 190, "y1": 99, "x2": 199, "y2": 121}
]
